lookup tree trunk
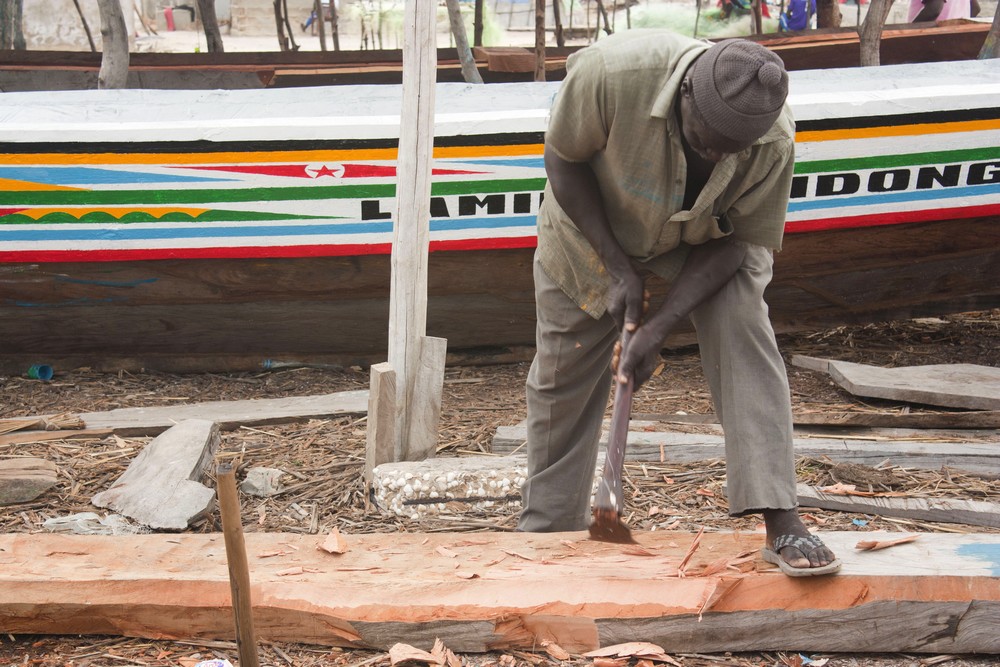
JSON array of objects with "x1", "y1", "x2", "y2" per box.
[
  {"x1": 329, "y1": 0, "x2": 339, "y2": 51},
  {"x1": 752, "y1": 0, "x2": 763, "y2": 34},
  {"x1": 979, "y1": 1, "x2": 1000, "y2": 59},
  {"x1": 314, "y1": 0, "x2": 327, "y2": 52},
  {"x1": 281, "y1": 0, "x2": 298, "y2": 50},
  {"x1": 0, "y1": 0, "x2": 26, "y2": 50},
  {"x1": 859, "y1": 0, "x2": 894, "y2": 66},
  {"x1": 552, "y1": 0, "x2": 564, "y2": 47},
  {"x1": 473, "y1": 0, "x2": 483, "y2": 46},
  {"x1": 197, "y1": 0, "x2": 224, "y2": 52},
  {"x1": 446, "y1": 0, "x2": 483, "y2": 83},
  {"x1": 816, "y1": 0, "x2": 842, "y2": 28},
  {"x1": 595, "y1": 0, "x2": 612, "y2": 35},
  {"x1": 273, "y1": 0, "x2": 289, "y2": 51},
  {"x1": 96, "y1": 0, "x2": 129, "y2": 89},
  {"x1": 534, "y1": 0, "x2": 545, "y2": 81}
]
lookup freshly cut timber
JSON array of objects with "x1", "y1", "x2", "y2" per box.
[{"x1": 1, "y1": 530, "x2": 999, "y2": 653}]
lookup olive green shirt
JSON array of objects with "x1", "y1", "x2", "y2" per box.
[{"x1": 537, "y1": 30, "x2": 796, "y2": 318}]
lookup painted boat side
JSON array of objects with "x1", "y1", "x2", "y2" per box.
[{"x1": 0, "y1": 60, "x2": 997, "y2": 370}]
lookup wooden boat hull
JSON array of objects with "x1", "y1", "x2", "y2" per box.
[
  {"x1": 0, "y1": 60, "x2": 998, "y2": 373},
  {"x1": 0, "y1": 21, "x2": 989, "y2": 91}
]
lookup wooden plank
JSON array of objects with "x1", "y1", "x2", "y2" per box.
[
  {"x1": 632, "y1": 410, "x2": 1000, "y2": 429},
  {"x1": 0, "y1": 429, "x2": 113, "y2": 447},
  {"x1": 794, "y1": 357, "x2": 1000, "y2": 410},
  {"x1": 404, "y1": 336, "x2": 448, "y2": 461},
  {"x1": 365, "y1": 362, "x2": 396, "y2": 483},
  {"x1": 492, "y1": 424, "x2": 1000, "y2": 475},
  {"x1": 389, "y1": 0, "x2": 438, "y2": 463},
  {"x1": 796, "y1": 483, "x2": 1000, "y2": 528},
  {"x1": 91, "y1": 419, "x2": 220, "y2": 530},
  {"x1": 72, "y1": 390, "x2": 368, "y2": 436},
  {"x1": 1, "y1": 530, "x2": 998, "y2": 653}
]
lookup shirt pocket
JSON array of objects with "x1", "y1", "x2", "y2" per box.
[{"x1": 679, "y1": 211, "x2": 733, "y2": 246}]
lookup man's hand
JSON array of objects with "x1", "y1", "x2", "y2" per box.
[
  {"x1": 607, "y1": 270, "x2": 647, "y2": 333},
  {"x1": 614, "y1": 319, "x2": 666, "y2": 389}
]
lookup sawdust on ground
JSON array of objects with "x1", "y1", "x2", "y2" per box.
[{"x1": 1, "y1": 310, "x2": 998, "y2": 667}]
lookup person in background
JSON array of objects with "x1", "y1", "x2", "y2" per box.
[
  {"x1": 909, "y1": 0, "x2": 980, "y2": 22},
  {"x1": 517, "y1": 30, "x2": 842, "y2": 577}
]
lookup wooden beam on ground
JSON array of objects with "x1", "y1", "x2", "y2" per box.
[
  {"x1": 792, "y1": 356, "x2": 1000, "y2": 411},
  {"x1": 0, "y1": 428, "x2": 113, "y2": 447},
  {"x1": 492, "y1": 424, "x2": 1000, "y2": 475},
  {"x1": 796, "y1": 483, "x2": 1000, "y2": 528},
  {"x1": 91, "y1": 419, "x2": 220, "y2": 530},
  {"x1": 1, "y1": 530, "x2": 998, "y2": 653},
  {"x1": 43, "y1": 390, "x2": 368, "y2": 437},
  {"x1": 631, "y1": 410, "x2": 1000, "y2": 429}
]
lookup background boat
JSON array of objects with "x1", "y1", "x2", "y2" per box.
[{"x1": 0, "y1": 58, "x2": 997, "y2": 373}]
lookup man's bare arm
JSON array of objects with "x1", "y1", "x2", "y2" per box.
[{"x1": 544, "y1": 143, "x2": 644, "y2": 328}]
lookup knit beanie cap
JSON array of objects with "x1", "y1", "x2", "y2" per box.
[{"x1": 689, "y1": 39, "x2": 789, "y2": 144}]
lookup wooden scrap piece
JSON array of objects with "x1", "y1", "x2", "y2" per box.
[
  {"x1": 856, "y1": 535, "x2": 920, "y2": 551},
  {"x1": 796, "y1": 483, "x2": 1000, "y2": 528},
  {"x1": 389, "y1": 643, "x2": 441, "y2": 665},
  {"x1": 318, "y1": 527, "x2": 350, "y2": 555},
  {"x1": 791, "y1": 356, "x2": 1000, "y2": 411},
  {"x1": 0, "y1": 457, "x2": 59, "y2": 505},
  {"x1": 91, "y1": 419, "x2": 220, "y2": 530}
]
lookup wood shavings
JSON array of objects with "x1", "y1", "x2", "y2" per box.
[
  {"x1": 856, "y1": 534, "x2": 920, "y2": 551},
  {"x1": 318, "y1": 527, "x2": 350, "y2": 554}
]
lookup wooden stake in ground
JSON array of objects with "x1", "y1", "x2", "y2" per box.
[
  {"x1": 375, "y1": 0, "x2": 447, "y2": 464},
  {"x1": 217, "y1": 462, "x2": 261, "y2": 667}
]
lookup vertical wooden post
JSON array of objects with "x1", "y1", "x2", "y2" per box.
[
  {"x1": 384, "y1": 0, "x2": 444, "y2": 462},
  {"x1": 216, "y1": 463, "x2": 260, "y2": 667}
]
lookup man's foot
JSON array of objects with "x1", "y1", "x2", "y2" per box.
[{"x1": 761, "y1": 508, "x2": 841, "y2": 576}]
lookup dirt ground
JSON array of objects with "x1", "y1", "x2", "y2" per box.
[{"x1": 1, "y1": 310, "x2": 998, "y2": 666}]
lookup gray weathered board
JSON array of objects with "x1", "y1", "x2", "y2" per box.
[
  {"x1": 91, "y1": 419, "x2": 220, "y2": 530},
  {"x1": 795, "y1": 483, "x2": 1000, "y2": 528},
  {"x1": 70, "y1": 390, "x2": 368, "y2": 436},
  {"x1": 792, "y1": 357, "x2": 1000, "y2": 411},
  {"x1": 492, "y1": 424, "x2": 1000, "y2": 475}
]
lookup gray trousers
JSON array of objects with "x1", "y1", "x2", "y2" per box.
[{"x1": 518, "y1": 244, "x2": 798, "y2": 532}]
